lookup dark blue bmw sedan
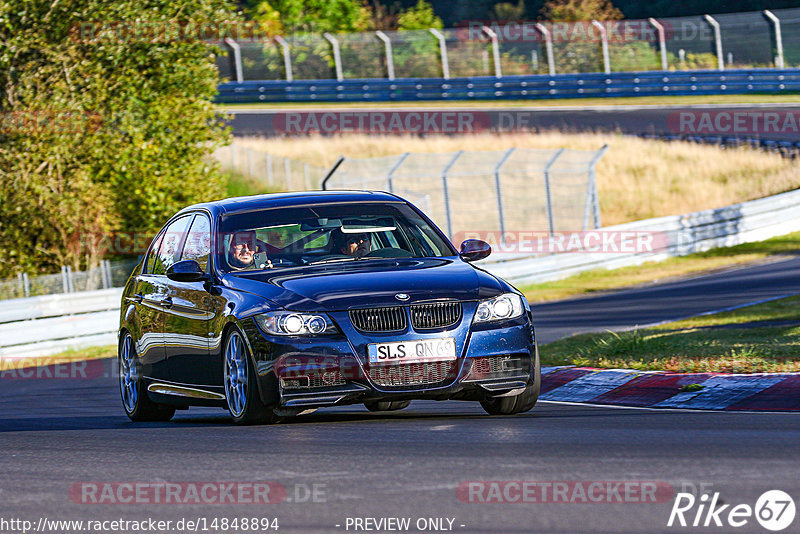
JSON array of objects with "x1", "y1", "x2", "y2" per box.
[{"x1": 118, "y1": 191, "x2": 540, "y2": 424}]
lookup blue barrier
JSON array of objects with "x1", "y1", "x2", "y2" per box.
[{"x1": 216, "y1": 69, "x2": 800, "y2": 104}]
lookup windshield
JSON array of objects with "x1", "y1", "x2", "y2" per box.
[{"x1": 217, "y1": 202, "x2": 454, "y2": 272}]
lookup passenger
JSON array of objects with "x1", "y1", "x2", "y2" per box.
[{"x1": 332, "y1": 229, "x2": 371, "y2": 258}]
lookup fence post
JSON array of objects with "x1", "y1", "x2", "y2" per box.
[
  {"x1": 231, "y1": 145, "x2": 237, "y2": 169},
  {"x1": 648, "y1": 18, "x2": 668, "y2": 71},
  {"x1": 61, "y1": 266, "x2": 69, "y2": 293},
  {"x1": 493, "y1": 148, "x2": 515, "y2": 241},
  {"x1": 375, "y1": 31, "x2": 395, "y2": 80},
  {"x1": 22, "y1": 272, "x2": 30, "y2": 298},
  {"x1": 591, "y1": 20, "x2": 611, "y2": 74},
  {"x1": 583, "y1": 145, "x2": 608, "y2": 230},
  {"x1": 386, "y1": 152, "x2": 410, "y2": 193},
  {"x1": 284, "y1": 158, "x2": 292, "y2": 190},
  {"x1": 100, "y1": 262, "x2": 108, "y2": 289},
  {"x1": 441, "y1": 151, "x2": 463, "y2": 240},
  {"x1": 482, "y1": 26, "x2": 502, "y2": 78},
  {"x1": 223, "y1": 38, "x2": 244, "y2": 82},
  {"x1": 543, "y1": 149, "x2": 564, "y2": 237},
  {"x1": 266, "y1": 153, "x2": 273, "y2": 185},
  {"x1": 535, "y1": 23, "x2": 556, "y2": 76},
  {"x1": 764, "y1": 10, "x2": 785, "y2": 69},
  {"x1": 103, "y1": 259, "x2": 112, "y2": 289},
  {"x1": 429, "y1": 28, "x2": 450, "y2": 79},
  {"x1": 703, "y1": 15, "x2": 724, "y2": 71},
  {"x1": 304, "y1": 163, "x2": 311, "y2": 190},
  {"x1": 274, "y1": 35, "x2": 293, "y2": 82},
  {"x1": 323, "y1": 33, "x2": 344, "y2": 81},
  {"x1": 17, "y1": 273, "x2": 24, "y2": 298},
  {"x1": 247, "y1": 148, "x2": 255, "y2": 176}
]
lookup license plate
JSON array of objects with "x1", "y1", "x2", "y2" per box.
[{"x1": 367, "y1": 338, "x2": 457, "y2": 364}]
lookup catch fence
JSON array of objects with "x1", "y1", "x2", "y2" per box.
[
  {"x1": 216, "y1": 8, "x2": 800, "y2": 82},
  {"x1": 322, "y1": 147, "x2": 607, "y2": 240},
  {"x1": 215, "y1": 144, "x2": 327, "y2": 191},
  {"x1": 0, "y1": 259, "x2": 139, "y2": 301}
]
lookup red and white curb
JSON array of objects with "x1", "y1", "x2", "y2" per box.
[{"x1": 541, "y1": 366, "x2": 800, "y2": 411}]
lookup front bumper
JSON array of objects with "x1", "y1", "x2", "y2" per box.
[{"x1": 242, "y1": 314, "x2": 537, "y2": 408}]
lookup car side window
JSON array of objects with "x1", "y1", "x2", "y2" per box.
[
  {"x1": 152, "y1": 216, "x2": 191, "y2": 275},
  {"x1": 181, "y1": 215, "x2": 212, "y2": 271},
  {"x1": 144, "y1": 233, "x2": 164, "y2": 275}
]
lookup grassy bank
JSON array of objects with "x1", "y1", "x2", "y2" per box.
[
  {"x1": 0, "y1": 345, "x2": 115, "y2": 370},
  {"x1": 540, "y1": 295, "x2": 800, "y2": 373},
  {"x1": 521, "y1": 230, "x2": 800, "y2": 303},
  {"x1": 233, "y1": 132, "x2": 800, "y2": 227}
]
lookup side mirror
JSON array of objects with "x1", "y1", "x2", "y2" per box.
[
  {"x1": 167, "y1": 259, "x2": 205, "y2": 282},
  {"x1": 459, "y1": 239, "x2": 491, "y2": 262}
]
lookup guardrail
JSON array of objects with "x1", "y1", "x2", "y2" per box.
[
  {"x1": 3, "y1": 185, "x2": 800, "y2": 359},
  {"x1": 216, "y1": 69, "x2": 800, "y2": 104},
  {"x1": 481, "y1": 187, "x2": 800, "y2": 285},
  {"x1": 0, "y1": 288, "x2": 121, "y2": 359}
]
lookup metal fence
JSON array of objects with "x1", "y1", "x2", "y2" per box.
[
  {"x1": 0, "y1": 259, "x2": 139, "y2": 301},
  {"x1": 216, "y1": 8, "x2": 800, "y2": 82},
  {"x1": 215, "y1": 145, "x2": 328, "y2": 191},
  {"x1": 322, "y1": 147, "x2": 607, "y2": 240}
]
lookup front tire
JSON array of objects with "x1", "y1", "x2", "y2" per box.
[
  {"x1": 480, "y1": 345, "x2": 541, "y2": 416},
  {"x1": 224, "y1": 328, "x2": 282, "y2": 425},
  {"x1": 365, "y1": 400, "x2": 411, "y2": 412},
  {"x1": 119, "y1": 332, "x2": 175, "y2": 422}
]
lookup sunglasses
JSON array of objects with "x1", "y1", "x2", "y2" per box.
[{"x1": 345, "y1": 234, "x2": 368, "y2": 245}]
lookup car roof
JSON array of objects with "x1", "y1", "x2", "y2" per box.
[{"x1": 177, "y1": 190, "x2": 404, "y2": 218}]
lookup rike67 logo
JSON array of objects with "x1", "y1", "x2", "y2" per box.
[{"x1": 668, "y1": 490, "x2": 796, "y2": 531}]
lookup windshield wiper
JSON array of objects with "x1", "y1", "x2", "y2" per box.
[{"x1": 306, "y1": 256, "x2": 382, "y2": 266}]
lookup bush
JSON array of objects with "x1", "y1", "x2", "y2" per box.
[{"x1": 0, "y1": 0, "x2": 233, "y2": 277}]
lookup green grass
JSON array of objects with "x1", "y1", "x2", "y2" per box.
[
  {"x1": 540, "y1": 295, "x2": 800, "y2": 373},
  {"x1": 218, "y1": 93, "x2": 800, "y2": 111},
  {"x1": 521, "y1": 230, "x2": 800, "y2": 303},
  {"x1": 224, "y1": 168, "x2": 283, "y2": 198},
  {"x1": 0, "y1": 345, "x2": 115, "y2": 370}
]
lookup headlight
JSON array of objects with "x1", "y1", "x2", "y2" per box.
[
  {"x1": 473, "y1": 293, "x2": 525, "y2": 324},
  {"x1": 254, "y1": 312, "x2": 339, "y2": 336}
]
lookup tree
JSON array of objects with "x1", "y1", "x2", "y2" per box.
[
  {"x1": 0, "y1": 0, "x2": 231, "y2": 277},
  {"x1": 540, "y1": 0, "x2": 622, "y2": 21},
  {"x1": 397, "y1": 0, "x2": 443, "y2": 30},
  {"x1": 252, "y1": 0, "x2": 372, "y2": 34},
  {"x1": 491, "y1": 0, "x2": 527, "y2": 21}
]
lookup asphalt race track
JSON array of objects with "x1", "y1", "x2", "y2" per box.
[
  {"x1": 2, "y1": 257, "x2": 800, "y2": 533},
  {"x1": 533, "y1": 254, "x2": 800, "y2": 344},
  {"x1": 227, "y1": 103, "x2": 800, "y2": 141}
]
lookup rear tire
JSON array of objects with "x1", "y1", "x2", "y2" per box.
[
  {"x1": 480, "y1": 344, "x2": 541, "y2": 416},
  {"x1": 119, "y1": 332, "x2": 175, "y2": 422},
  {"x1": 224, "y1": 327, "x2": 282, "y2": 425},
  {"x1": 364, "y1": 400, "x2": 411, "y2": 412}
]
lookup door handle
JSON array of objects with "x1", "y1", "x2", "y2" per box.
[
  {"x1": 131, "y1": 294, "x2": 143, "y2": 304},
  {"x1": 160, "y1": 297, "x2": 173, "y2": 309}
]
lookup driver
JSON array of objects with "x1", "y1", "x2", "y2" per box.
[
  {"x1": 227, "y1": 231, "x2": 258, "y2": 270},
  {"x1": 332, "y1": 229, "x2": 371, "y2": 258}
]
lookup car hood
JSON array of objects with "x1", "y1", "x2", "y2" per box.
[{"x1": 222, "y1": 258, "x2": 505, "y2": 312}]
